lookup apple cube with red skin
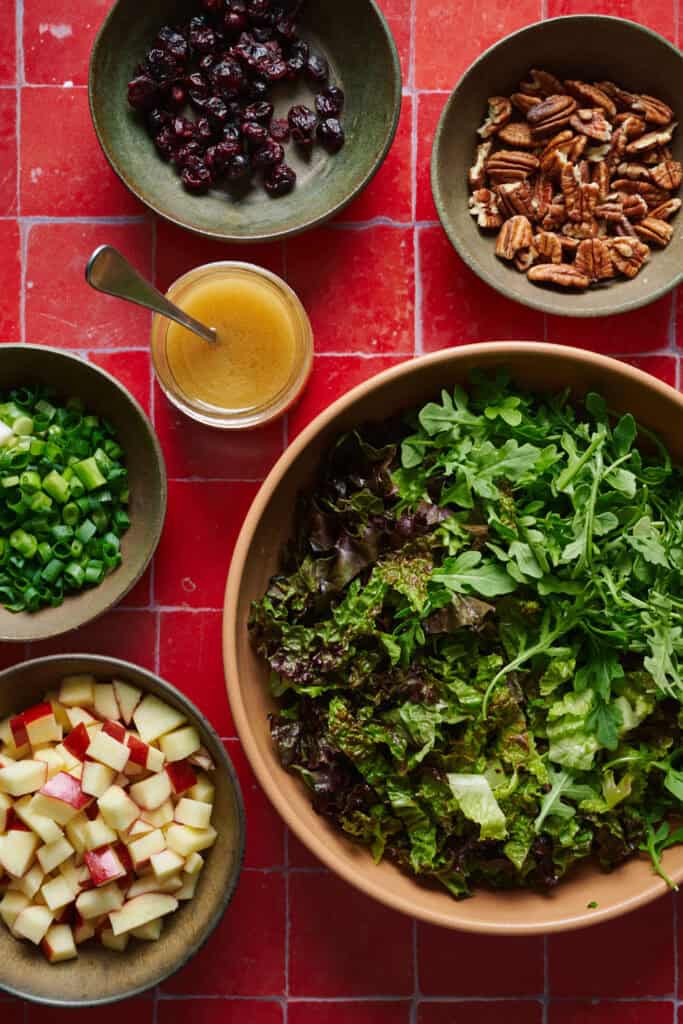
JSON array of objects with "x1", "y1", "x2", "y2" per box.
[
  {"x1": 102, "y1": 720, "x2": 127, "y2": 744},
  {"x1": 41, "y1": 922, "x2": 77, "y2": 963},
  {"x1": 59, "y1": 675, "x2": 95, "y2": 708},
  {"x1": 63, "y1": 723, "x2": 90, "y2": 762},
  {"x1": 13, "y1": 703, "x2": 62, "y2": 748},
  {"x1": 9, "y1": 714, "x2": 28, "y2": 750},
  {"x1": 86, "y1": 731, "x2": 130, "y2": 773},
  {"x1": 127, "y1": 734, "x2": 165, "y2": 773},
  {"x1": 165, "y1": 760, "x2": 196, "y2": 796},
  {"x1": 84, "y1": 846, "x2": 127, "y2": 887},
  {"x1": 133, "y1": 696, "x2": 186, "y2": 744},
  {"x1": 32, "y1": 772, "x2": 92, "y2": 825},
  {"x1": 76, "y1": 881, "x2": 123, "y2": 920},
  {"x1": 14, "y1": 796, "x2": 64, "y2": 844}
]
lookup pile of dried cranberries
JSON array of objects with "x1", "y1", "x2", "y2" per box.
[{"x1": 127, "y1": 0, "x2": 345, "y2": 199}]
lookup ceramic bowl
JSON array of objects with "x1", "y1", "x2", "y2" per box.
[
  {"x1": 0, "y1": 654, "x2": 245, "y2": 1006},
  {"x1": 89, "y1": 0, "x2": 401, "y2": 242},
  {"x1": 0, "y1": 346, "x2": 166, "y2": 642},
  {"x1": 225, "y1": 341, "x2": 683, "y2": 934},
  {"x1": 431, "y1": 16, "x2": 683, "y2": 318}
]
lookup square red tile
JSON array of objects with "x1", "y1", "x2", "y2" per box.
[
  {"x1": 288, "y1": 829, "x2": 326, "y2": 868},
  {"x1": 417, "y1": 93, "x2": 445, "y2": 223},
  {"x1": 154, "y1": 220, "x2": 284, "y2": 294},
  {"x1": 0, "y1": 220, "x2": 20, "y2": 341},
  {"x1": 27, "y1": 609, "x2": 157, "y2": 671},
  {"x1": 418, "y1": 924, "x2": 543, "y2": 996},
  {"x1": 547, "y1": 0, "x2": 675, "y2": 42},
  {"x1": 549, "y1": 897, "x2": 674, "y2": 997},
  {"x1": 288, "y1": 354, "x2": 408, "y2": 439},
  {"x1": 154, "y1": 480, "x2": 259, "y2": 608},
  {"x1": 0, "y1": 2, "x2": 16, "y2": 83},
  {"x1": 286, "y1": 226, "x2": 414, "y2": 354},
  {"x1": 24, "y1": 0, "x2": 114, "y2": 85},
  {"x1": 547, "y1": 297, "x2": 674, "y2": 355},
  {"x1": 419, "y1": 227, "x2": 544, "y2": 349},
  {"x1": 21, "y1": 87, "x2": 141, "y2": 216},
  {"x1": 415, "y1": 0, "x2": 541, "y2": 90},
  {"x1": 550, "y1": 1003, "x2": 673, "y2": 1024},
  {"x1": 289, "y1": 1002, "x2": 410, "y2": 1024},
  {"x1": 418, "y1": 1003, "x2": 542, "y2": 1024},
  {"x1": 26, "y1": 221, "x2": 153, "y2": 348},
  {"x1": 26, "y1": 997, "x2": 153, "y2": 1022},
  {"x1": 378, "y1": 0, "x2": 412, "y2": 85},
  {"x1": 289, "y1": 872, "x2": 414, "y2": 996},
  {"x1": 89, "y1": 349, "x2": 151, "y2": 414},
  {"x1": 158, "y1": 1000, "x2": 282, "y2": 1024},
  {"x1": 153, "y1": 382, "x2": 283, "y2": 481},
  {"x1": 0, "y1": 90, "x2": 17, "y2": 215},
  {"x1": 159, "y1": 610, "x2": 234, "y2": 736},
  {"x1": 622, "y1": 355, "x2": 677, "y2": 386},
  {"x1": 225, "y1": 739, "x2": 285, "y2": 868},
  {"x1": 336, "y1": 95, "x2": 413, "y2": 223},
  {"x1": 162, "y1": 871, "x2": 286, "y2": 995}
]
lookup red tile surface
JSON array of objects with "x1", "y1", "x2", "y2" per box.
[
  {"x1": 286, "y1": 226, "x2": 415, "y2": 354},
  {"x1": 418, "y1": 925, "x2": 543, "y2": 995},
  {"x1": 159, "y1": 610, "x2": 234, "y2": 736},
  {"x1": 27, "y1": 610, "x2": 157, "y2": 671},
  {"x1": 418, "y1": 1003, "x2": 543, "y2": 1024},
  {"x1": 21, "y1": 88, "x2": 140, "y2": 216},
  {"x1": 547, "y1": 0, "x2": 676, "y2": 41},
  {"x1": 89, "y1": 348, "x2": 151, "y2": 414},
  {"x1": 551, "y1": 1004, "x2": 674, "y2": 1024},
  {"x1": 0, "y1": 219, "x2": 20, "y2": 341},
  {"x1": 23, "y1": 0, "x2": 113, "y2": 85},
  {"x1": 162, "y1": 871, "x2": 286, "y2": 995},
  {"x1": 623, "y1": 355, "x2": 677, "y2": 386},
  {"x1": 25, "y1": 999, "x2": 153, "y2": 1022},
  {"x1": 0, "y1": 2, "x2": 16, "y2": 83},
  {"x1": 26, "y1": 221, "x2": 153, "y2": 348},
  {"x1": 547, "y1": 296, "x2": 674, "y2": 355},
  {"x1": 158, "y1": 1001, "x2": 282, "y2": 1024},
  {"x1": 155, "y1": 220, "x2": 284, "y2": 293},
  {"x1": 226, "y1": 739, "x2": 285, "y2": 867},
  {"x1": 415, "y1": 0, "x2": 542, "y2": 89},
  {"x1": 289, "y1": 1004, "x2": 410, "y2": 1024},
  {"x1": 0, "y1": 90, "x2": 17, "y2": 216},
  {"x1": 380, "y1": 0, "x2": 412, "y2": 83},
  {"x1": 289, "y1": 873, "x2": 414, "y2": 996},
  {"x1": 416, "y1": 93, "x2": 445, "y2": 222},
  {"x1": 0, "y1": 1006, "x2": 23, "y2": 1024}
]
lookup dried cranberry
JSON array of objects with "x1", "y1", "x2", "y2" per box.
[
  {"x1": 168, "y1": 82, "x2": 187, "y2": 108},
  {"x1": 264, "y1": 162, "x2": 296, "y2": 197},
  {"x1": 154, "y1": 127, "x2": 178, "y2": 160},
  {"x1": 181, "y1": 156, "x2": 213, "y2": 192},
  {"x1": 224, "y1": 9, "x2": 248, "y2": 35},
  {"x1": 306, "y1": 52, "x2": 328, "y2": 83},
  {"x1": 247, "y1": 0, "x2": 272, "y2": 25},
  {"x1": 205, "y1": 138, "x2": 242, "y2": 173},
  {"x1": 146, "y1": 47, "x2": 179, "y2": 82},
  {"x1": 286, "y1": 38, "x2": 308, "y2": 76},
  {"x1": 288, "y1": 104, "x2": 316, "y2": 147},
  {"x1": 204, "y1": 95, "x2": 229, "y2": 124},
  {"x1": 156, "y1": 27, "x2": 189, "y2": 65},
  {"x1": 195, "y1": 117, "x2": 215, "y2": 143},
  {"x1": 234, "y1": 33, "x2": 270, "y2": 69},
  {"x1": 269, "y1": 117, "x2": 290, "y2": 142},
  {"x1": 315, "y1": 86, "x2": 344, "y2": 118},
  {"x1": 172, "y1": 116, "x2": 196, "y2": 141},
  {"x1": 189, "y1": 17, "x2": 217, "y2": 54},
  {"x1": 241, "y1": 120, "x2": 268, "y2": 147},
  {"x1": 211, "y1": 58, "x2": 244, "y2": 94},
  {"x1": 223, "y1": 122, "x2": 242, "y2": 142},
  {"x1": 257, "y1": 55, "x2": 288, "y2": 81},
  {"x1": 175, "y1": 140, "x2": 204, "y2": 167},
  {"x1": 317, "y1": 117, "x2": 345, "y2": 153},
  {"x1": 251, "y1": 139, "x2": 284, "y2": 168},
  {"x1": 225, "y1": 153, "x2": 251, "y2": 180},
  {"x1": 244, "y1": 101, "x2": 273, "y2": 124},
  {"x1": 127, "y1": 74, "x2": 159, "y2": 110},
  {"x1": 187, "y1": 71, "x2": 210, "y2": 109},
  {"x1": 146, "y1": 108, "x2": 171, "y2": 133}
]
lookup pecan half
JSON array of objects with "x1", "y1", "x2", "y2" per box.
[
  {"x1": 614, "y1": 216, "x2": 638, "y2": 238},
  {"x1": 621, "y1": 193, "x2": 649, "y2": 221},
  {"x1": 616, "y1": 162, "x2": 652, "y2": 181},
  {"x1": 542, "y1": 197, "x2": 566, "y2": 230},
  {"x1": 478, "y1": 96, "x2": 513, "y2": 139},
  {"x1": 614, "y1": 114, "x2": 646, "y2": 139},
  {"x1": 561, "y1": 164, "x2": 600, "y2": 222},
  {"x1": 520, "y1": 69, "x2": 566, "y2": 97},
  {"x1": 469, "y1": 188, "x2": 503, "y2": 230},
  {"x1": 495, "y1": 215, "x2": 534, "y2": 260},
  {"x1": 562, "y1": 218, "x2": 599, "y2": 240},
  {"x1": 596, "y1": 80, "x2": 638, "y2": 111},
  {"x1": 634, "y1": 217, "x2": 674, "y2": 247},
  {"x1": 539, "y1": 130, "x2": 574, "y2": 177},
  {"x1": 496, "y1": 181, "x2": 536, "y2": 221},
  {"x1": 486, "y1": 149, "x2": 540, "y2": 184},
  {"x1": 595, "y1": 197, "x2": 624, "y2": 222},
  {"x1": 569, "y1": 108, "x2": 613, "y2": 142},
  {"x1": 650, "y1": 197, "x2": 682, "y2": 221},
  {"x1": 527, "y1": 95, "x2": 578, "y2": 139},
  {"x1": 532, "y1": 231, "x2": 562, "y2": 265},
  {"x1": 564, "y1": 80, "x2": 617, "y2": 118},
  {"x1": 586, "y1": 143, "x2": 611, "y2": 163},
  {"x1": 570, "y1": 135, "x2": 588, "y2": 162},
  {"x1": 530, "y1": 174, "x2": 553, "y2": 221},
  {"x1": 468, "y1": 141, "x2": 493, "y2": 189},
  {"x1": 632, "y1": 95, "x2": 674, "y2": 126},
  {"x1": 514, "y1": 246, "x2": 537, "y2": 272},
  {"x1": 527, "y1": 263, "x2": 590, "y2": 289},
  {"x1": 650, "y1": 159, "x2": 683, "y2": 191},
  {"x1": 626, "y1": 125, "x2": 676, "y2": 155},
  {"x1": 511, "y1": 92, "x2": 541, "y2": 115},
  {"x1": 610, "y1": 237, "x2": 650, "y2": 277},
  {"x1": 497, "y1": 121, "x2": 534, "y2": 148},
  {"x1": 613, "y1": 178, "x2": 669, "y2": 209},
  {"x1": 592, "y1": 161, "x2": 611, "y2": 200},
  {"x1": 575, "y1": 238, "x2": 615, "y2": 281}
]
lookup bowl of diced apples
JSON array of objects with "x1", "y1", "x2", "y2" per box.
[{"x1": 0, "y1": 654, "x2": 245, "y2": 1007}]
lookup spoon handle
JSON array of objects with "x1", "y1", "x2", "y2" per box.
[{"x1": 85, "y1": 245, "x2": 217, "y2": 345}]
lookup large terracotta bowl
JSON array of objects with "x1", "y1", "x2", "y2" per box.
[{"x1": 224, "y1": 342, "x2": 683, "y2": 934}]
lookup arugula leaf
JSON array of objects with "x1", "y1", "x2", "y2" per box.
[
  {"x1": 534, "y1": 769, "x2": 599, "y2": 831},
  {"x1": 431, "y1": 550, "x2": 517, "y2": 598}
]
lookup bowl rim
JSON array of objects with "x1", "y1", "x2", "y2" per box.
[
  {"x1": 430, "y1": 15, "x2": 683, "y2": 319},
  {"x1": 223, "y1": 341, "x2": 683, "y2": 934},
  {"x1": 0, "y1": 345, "x2": 167, "y2": 642},
  {"x1": 88, "y1": 0, "x2": 403, "y2": 243},
  {"x1": 0, "y1": 653, "x2": 246, "y2": 1007}
]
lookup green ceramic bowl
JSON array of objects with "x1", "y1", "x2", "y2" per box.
[
  {"x1": 431, "y1": 16, "x2": 683, "y2": 318},
  {"x1": 89, "y1": 0, "x2": 402, "y2": 242},
  {"x1": 0, "y1": 655, "x2": 245, "y2": 1006},
  {"x1": 0, "y1": 347, "x2": 166, "y2": 642}
]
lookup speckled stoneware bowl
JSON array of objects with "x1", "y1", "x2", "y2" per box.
[
  {"x1": 89, "y1": 0, "x2": 401, "y2": 242},
  {"x1": 0, "y1": 347, "x2": 166, "y2": 643},
  {"x1": 225, "y1": 342, "x2": 683, "y2": 934},
  {"x1": 431, "y1": 16, "x2": 683, "y2": 318},
  {"x1": 0, "y1": 654, "x2": 245, "y2": 1006}
]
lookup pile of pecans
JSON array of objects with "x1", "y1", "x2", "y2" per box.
[{"x1": 468, "y1": 70, "x2": 681, "y2": 291}]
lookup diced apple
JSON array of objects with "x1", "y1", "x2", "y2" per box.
[
  {"x1": 84, "y1": 846, "x2": 126, "y2": 887},
  {"x1": 188, "y1": 746, "x2": 215, "y2": 772},
  {"x1": 100, "y1": 926, "x2": 129, "y2": 951},
  {"x1": 98, "y1": 785, "x2": 139, "y2": 832},
  {"x1": 34, "y1": 746, "x2": 64, "y2": 780},
  {"x1": 65, "y1": 813, "x2": 90, "y2": 855},
  {"x1": 49, "y1": 700, "x2": 72, "y2": 732},
  {"x1": 93, "y1": 684, "x2": 120, "y2": 723},
  {"x1": 68, "y1": 763, "x2": 84, "y2": 782},
  {"x1": 127, "y1": 818, "x2": 155, "y2": 840},
  {"x1": 165, "y1": 760, "x2": 196, "y2": 796},
  {"x1": 14, "y1": 796, "x2": 64, "y2": 843},
  {"x1": 86, "y1": 731, "x2": 130, "y2": 772},
  {"x1": 32, "y1": 772, "x2": 91, "y2": 825},
  {"x1": 174, "y1": 798, "x2": 212, "y2": 831},
  {"x1": 130, "y1": 772, "x2": 171, "y2": 811},
  {"x1": 82, "y1": 816, "x2": 117, "y2": 852},
  {"x1": 160, "y1": 726, "x2": 201, "y2": 763},
  {"x1": 9, "y1": 714, "x2": 28, "y2": 749},
  {"x1": 76, "y1": 881, "x2": 124, "y2": 920},
  {"x1": 102, "y1": 720, "x2": 127, "y2": 743},
  {"x1": 165, "y1": 824, "x2": 217, "y2": 858},
  {"x1": 37, "y1": 836, "x2": 74, "y2": 874},
  {"x1": 109, "y1": 892, "x2": 178, "y2": 936},
  {"x1": 65, "y1": 707, "x2": 97, "y2": 730},
  {"x1": 11, "y1": 863, "x2": 44, "y2": 900},
  {"x1": 121, "y1": 760, "x2": 145, "y2": 779},
  {"x1": 184, "y1": 852, "x2": 204, "y2": 877},
  {"x1": 0, "y1": 717, "x2": 13, "y2": 747},
  {"x1": 150, "y1": 849, "x2": 184, "y2": 882},
  {"x1": 0, "y1": 830, "x2": 39, "y2": 877},
  {"x1": 59, "y1": 675, "x2": 95, "y2": 708},
  {"x1": 41, "y1": 922, "x2": 77, "y2": 963},
  {"x1": 63, "y1": 722, "x2": 90, "y2": 762},
  {"x1": 126, "y1": 873, "x2": 183, "y2": 899},
  {"x1": 73, "y1": 915, "x2": 96, "y2": 944},
  {"x1": 176, "y1": 872, "x2": 200, "y2": 901},
  {"x1": 113, "y1": 680, "x2": 142, "y2": 726},
  {"x1": 131, "y1": 918, "x2": 163, "y2": 941},
  {"x1": 59, "y1": 858, "x2": 80, "y2": 892},
  {"x1": 129, "y1": 829, "x2": 165, "y2": 869},
  {"x1": 188, "y1": 774, "x2": 214, "y2": 804},
  {"x1": 41, "y1": 875, "x2": 76, "y2": 912},
  {"x1": 126, "y1": 734, "x2": 165, "y2": 772},
  {"x1": 0, "y1": 750, "x2": 16, "y2": 770},
  {"x1": 0, "y1": 890, "x2": 29, "y2": 931},
  {"x1": 81, "y1": 762, "x2": 116, "y2": 799},
  {"x1": 22, "y1": 703, "x2": 62, "y2": 748},
  {"x1": 13, "y1": 904, "x2": 53, "y2": 944},
  {"x1": 54, "y1": 743, "x2": 80, "y2": 772},
  {"x1": 133, "y1": 695, "x2": 186, "y2": 744},
  {"x1": 144, "y1": 800, "x2": 174, "y2": 829},
  {"x1": 0, "y1": 759, "x2": 48, "y2": 797},
  {"x1": 0, "y1": 792, "x2": 11, "y2": 831}
]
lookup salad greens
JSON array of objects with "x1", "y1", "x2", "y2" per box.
[{"x1": 250, "y1": 372, "x2": 683, "y2": 897}]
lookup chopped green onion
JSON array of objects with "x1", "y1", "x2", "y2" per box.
[
  {"x1": 42, "y1": 470, "x2": 70, "y2": 504},
  {"x1": 72, "y1": 457, "x2": 106, "y2": 492}
]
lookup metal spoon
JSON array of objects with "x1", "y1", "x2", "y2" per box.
[{"x1": 85, "y1": 245, "x2": 217, "y2": 345}]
